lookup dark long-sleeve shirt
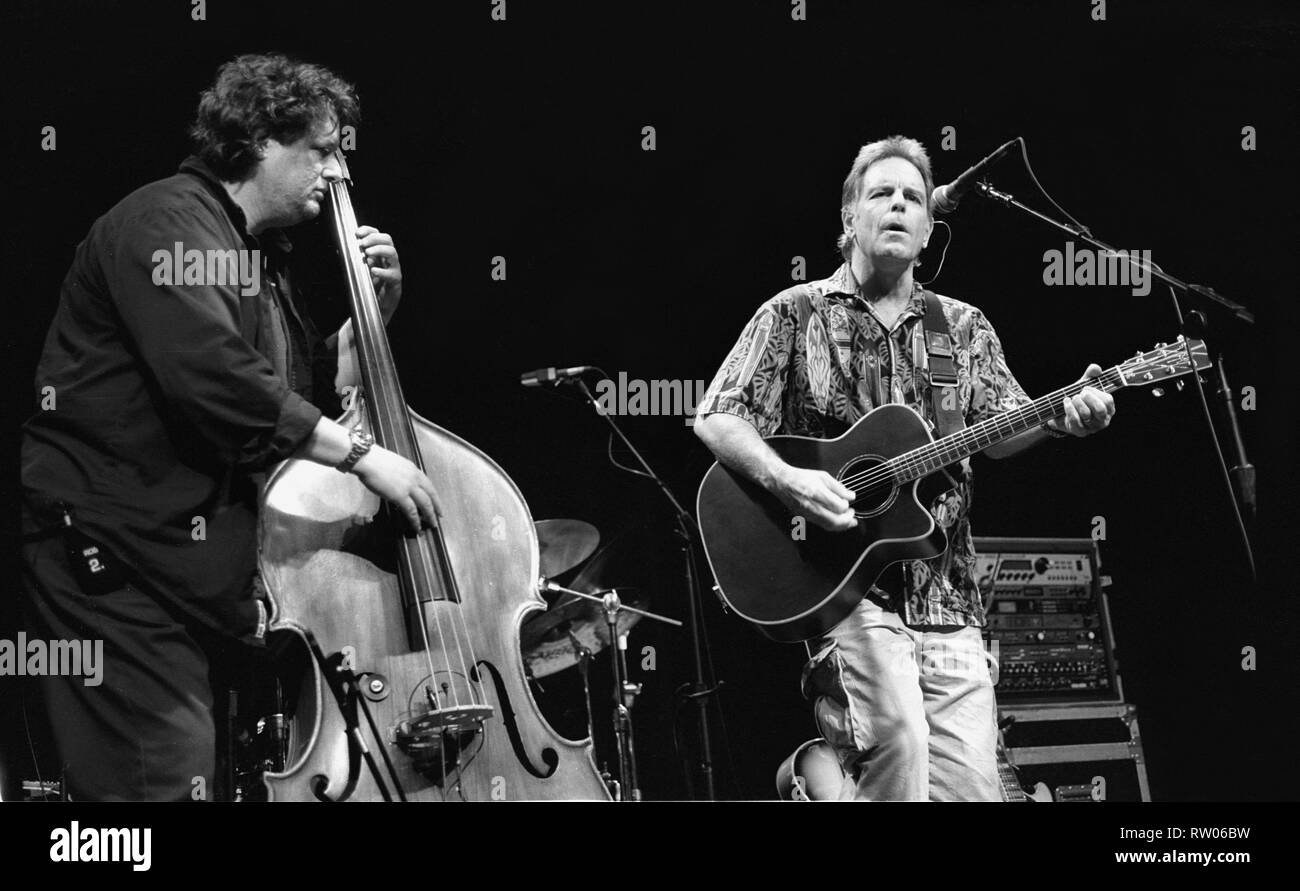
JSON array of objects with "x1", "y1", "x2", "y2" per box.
[{"x1": 21, "y1": 156, "x2": 343, "y2": 639}]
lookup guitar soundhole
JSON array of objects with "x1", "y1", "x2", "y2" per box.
[{"x1": 838, "y1": 455, "x2": 896, "y2": 518}]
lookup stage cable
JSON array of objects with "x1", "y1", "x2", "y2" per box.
[
  {"x1": 1015, "y1": 136, "x2": 1092, "y2": 236},
  {"x1": 918, "y1": 219, "x2": 953, "y2": 287}
]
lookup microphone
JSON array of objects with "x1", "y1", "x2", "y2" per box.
[
  {"x1": 520, "y1": 365, "x2": 594, "y2": 387},
  {"x1": 931, "y1": 137, "x2": 1019, "y2": 215}
]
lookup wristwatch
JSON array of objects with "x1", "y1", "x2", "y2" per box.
[{"x1": 336, "y1": 426, "x2": 375, "y2": 473}]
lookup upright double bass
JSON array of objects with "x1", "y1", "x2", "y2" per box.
[{"x1": 257, "y1": 152, "x2": 609, "y2": 801}]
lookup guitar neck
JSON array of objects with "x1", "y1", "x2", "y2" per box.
[
  {"x1": 888, "y1": 366, "x2": 1127, "y2": 483},
  {"x1": 999, "y1": 762, "x2": 1027, "y2": 802}
]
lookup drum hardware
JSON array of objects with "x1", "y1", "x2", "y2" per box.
[
  {"x1": 566, "y1": 630, "x2": 597, "y2": 773},
  {"x1": 521, "y1": 585, "x2": 649, "y2": 678},
  {"x1": 525, "y1": 367, "x2": 725, "y2": 799},
  {"x1": 541, "y1": 581, "x2": 680, "y2": 801},
  {"x1": 601, "y1": 768, "x2": 620, "y2": 801},
  {"x1": 605, "y1": 591, "x2": 640, "y2": 802},
  {"x1": 231, "y1": 681, "x2": 291, "y2": 802},
  {"x1": 521, "y1": 518, "x2": 685, "y2": 798},
  {"x1": 523, "y1": 525, "x2": 687, "y2": 677},
  {"x1": 537, "y1": 580, "x2": 681, "y2": 629}
]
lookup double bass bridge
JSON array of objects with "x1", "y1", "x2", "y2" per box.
[{"x1": 393, "y1": 690, "x2": 495, "y2": 785}]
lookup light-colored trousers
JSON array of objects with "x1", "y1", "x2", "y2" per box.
[{"x1": 811, "y1": 597, "x2": 1001, "y2": 801}]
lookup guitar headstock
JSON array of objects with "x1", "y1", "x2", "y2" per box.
[{"x1": 1117, "y1": 337, "x2": 1211, "y2": 389}]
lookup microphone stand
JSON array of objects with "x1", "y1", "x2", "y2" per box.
[
  {"x1": 568, "y1": 375, "x2": 721, "y2": 800},
  {"x1": 974, "y1": 181, "x2": 1254, "y2": 324},
  {"x1": 974, "y1": 180, "x2": 1257, "y2": 578},
  {"x1": 1212, "y1": 354, "x2": 1256, "y2": 525}
]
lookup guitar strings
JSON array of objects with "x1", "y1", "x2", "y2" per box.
[
  {"x1": 839, "y1": 374, "x2": 1116, "y2": 493},
  {"x1": 836, "y1": 339, "x2": 1203, "y2": 493},
  {"x1": 835, "y1": 371, "x2": 1129, "y2": 495},
  {"x1": 838, "y1": 376, "x2": 1101, "y2": 490}
]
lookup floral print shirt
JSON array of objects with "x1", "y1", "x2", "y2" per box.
[{"x1": 697, "y1": 263, "x2": 1032, "y2": 627}]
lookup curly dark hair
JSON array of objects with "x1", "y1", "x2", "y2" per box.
[{"x1": 190, "y1": 53, "x2": 360, "y2": 180}]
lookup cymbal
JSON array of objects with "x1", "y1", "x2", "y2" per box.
[
  {"x1": 521, "y1": 587, "x2": 646, "y2": 650},
  {"x1": 524, "y1": 519, "x2": 681, "y2": 678},
  {"x1": 533, "y1": 519, "x2": 600, "y2": 579},
  {"x1": 522, "y1": 588, "x2": 647, "y2": 678}
]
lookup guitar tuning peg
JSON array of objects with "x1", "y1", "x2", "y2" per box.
[
  {"x1": 1152, "y1": 387, "x2": 1165, "y2": 397},
  {"x1": 1175, "y1": 380, "x2": 1185, "y2": 392},
  {"x1": 1155, "y1": 342, "x2": 1167, "y2": 349}
]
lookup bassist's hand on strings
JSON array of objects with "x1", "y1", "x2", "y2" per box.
[
  {"x1": 352, "y1": 447, "x2": 440, "y2": 533},
  {"x1": 356, "y1": 225, "x2": 402, "y2": 323},
  {"x1": 295, "y1": 418, "x2": 439, "y2": 533},
  {"x1": 771, "y1": 465, "x2": 858, "y2": 532}
]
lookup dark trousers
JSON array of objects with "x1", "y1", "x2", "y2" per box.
[{"x1": 19, "y1": 502, "x2": 251, "y2": 801}]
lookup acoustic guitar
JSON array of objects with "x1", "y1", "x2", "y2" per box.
[{"x1": 698, "y1": 338, "x2": 1210, "y2": 642}]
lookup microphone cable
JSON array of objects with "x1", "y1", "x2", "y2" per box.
[{"x1": 991, "y1": 140, "x2": 1256, "y2": 582}]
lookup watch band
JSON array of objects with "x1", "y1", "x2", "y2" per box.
[{"x1": 336, "y1": 426, "x2": 375, "y2": 473}]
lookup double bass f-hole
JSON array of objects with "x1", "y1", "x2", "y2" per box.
[
  {"x1": 256, "y1": 150, "x2": 609, "y2": 802},
  {"x1": 473, "y1": 660, "x2": 560, "y2": 780}
]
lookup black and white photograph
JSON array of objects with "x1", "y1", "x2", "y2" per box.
[{"x1": 1, "y1": 0, "x2": 1293, "y2": 872}]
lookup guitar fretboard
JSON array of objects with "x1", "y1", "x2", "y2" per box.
[
  {"x1": 886, "y1": 367, "x2": 1126, "y2": 484},
  {"x1": 999, "y1": 761, "x2": 1027, "y2": 802}
]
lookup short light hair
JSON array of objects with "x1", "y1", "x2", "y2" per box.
[{"x1": 837, "y1": 135, "x2": 935, "y2": 258}]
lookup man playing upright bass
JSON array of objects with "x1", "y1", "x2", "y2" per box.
[{"x1": 19, "y1": 54, "x2": 438, "y2": 800}]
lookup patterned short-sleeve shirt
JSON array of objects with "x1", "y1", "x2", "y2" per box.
[{"x1": 697, "y1": 263, "x2": 1032, "y2": 627}]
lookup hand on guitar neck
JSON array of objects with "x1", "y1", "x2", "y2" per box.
[{"x1": 987, "y1": 363, "x2": 1115, "y2": 458}]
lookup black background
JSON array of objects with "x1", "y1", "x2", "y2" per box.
[{"x1": 2, "y1": 0, "x2": 1296, "y2": 804}]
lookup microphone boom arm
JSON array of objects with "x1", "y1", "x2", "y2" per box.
[{"x1": 974, "y1": 181, "x2": 1254, "y2": 324}]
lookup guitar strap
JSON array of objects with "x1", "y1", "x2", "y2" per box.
[
  {"x1": 794, "y1": 285, "x2": 963, "y2": 439},
  {"x1": 919, "y1": 290, "x2": 965, "y2": 439}
]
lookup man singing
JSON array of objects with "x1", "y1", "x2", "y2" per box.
[
  {"x1": 694, "y1": 135, "x2": 1115, "y2": 800},
  {"x1": 19, "y1": 54, "x2": 438, "y2": 800}
]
